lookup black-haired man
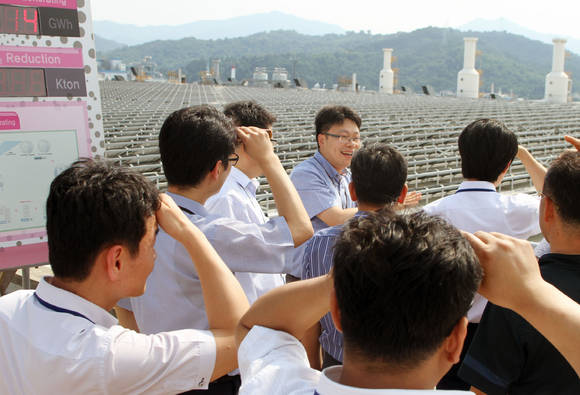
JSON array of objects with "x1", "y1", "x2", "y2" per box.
[
  {"x1": 206, "y1": 101, "x2": 285, "y2": 304},
  {"x1": 123, "y1": 105, "x2": 312, "y2": 393},
  {"x1": 301, "y1": 142, "x2": 409, "y2": 369},
  {"x1": 459, "y1": 150, "x2": 580, "y2": 394},
  {"x1": 236, "y1": 210, "x2": 482, "y2": 394},
  {"x1": 0, "y1": 160, "x2": 250, "y2": 393},
  {"x1": 287, "y1": 106, "x2": 362, "y2": 280},
  {"x1": 423, "y1": 118, "x2": 546, "y2": 389}
]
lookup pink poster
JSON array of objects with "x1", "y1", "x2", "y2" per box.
[{"x1": 0, "y1": 100, "x2": 91, "y2": 269}]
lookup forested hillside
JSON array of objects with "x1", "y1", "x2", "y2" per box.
[{"x1": 100, "y1": 27, "x2": 580, "y2": 99}]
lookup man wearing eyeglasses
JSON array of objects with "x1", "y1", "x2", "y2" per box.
[
  {"x1": 206, "y1": 101, "x2": 287, "y2": 305},
  {"x1": 118, "y1": 105, "x2": 312, "y2": 394},
  {"x1": 288, "y1": 106, "x2": 362, "y2": 283}
]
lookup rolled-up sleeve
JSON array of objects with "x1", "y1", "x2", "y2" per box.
[
  {"x1": 291, "y1": 166, "x2": 340, "y2": 219},
  {"x1": 203, "y1": 215, "x2": 295, "y2": 274},
  {"x1": 107, "y1": 327, "x2": 216, "y2": 394}
]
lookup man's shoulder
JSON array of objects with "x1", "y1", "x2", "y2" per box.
[
  {"x1": 0, "y1": 290, "x2": 34, "y2": 315},
  {"x1": 422, "y1": 194, "x2": 456, "y2": 214}
]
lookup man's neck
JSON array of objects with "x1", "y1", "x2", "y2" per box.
[
  {"x1": 546, "y1": 233, "x2": 580, "y2": 255},
  {"x1": 168, "y1": 185, "x2": 212, "y2": 205},
  {"x1": 357, "y1": 202, "x2": 388, "y2": 212},
  {"x1": 50, "y1": 276, "x2": 117, "y2": 312},
  {"x1": 465, "y1": 178, "x2": 499, "y2": 188},
  {"x1": 339, "y1": 355, "x2": 439, "y2": 390}
]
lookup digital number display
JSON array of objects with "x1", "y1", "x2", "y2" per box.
[
  {"x1": 0, "y1": 68, "x2": 46, "y2": 97},
  {"x1": 0, "y1": 5, "x2": 38, "y2": 35}
]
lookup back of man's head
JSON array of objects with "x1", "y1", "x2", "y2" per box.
[
  {"x1": 333, "y1": 211, "x2": 481, "y2": 368},
  {"x1": 46, "y1": 159, "x2": 159, "y2": 281},
  {"x1": 351, "y1": 142, "x2": 407, "y2": 206},
  {"x1": 315, "y1": 105, "x2": 362, "y2": 139},
  {"x1": 159, "y1": 105, "x2": 236, "y2": 187},
  {"x1": 224, "y1": 100, "x2": 276, "y2": 129},
  {"x1": 458, "y1": 119, "x2": 518, "y2": 182},
  {"x1": 543, "y1": 151, "x2": 580, "y2": 226}
]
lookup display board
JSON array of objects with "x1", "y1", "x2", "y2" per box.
[{"x1": 0, "y1": 0, "x2": 102, "y2": 270}]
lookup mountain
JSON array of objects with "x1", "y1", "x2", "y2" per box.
[
  {"x1": 99, "y1": 28, "x2": 580, "y2": 99},
  {"x1": 460, "y1": 18, "x2": 580, "y2": 55},
  {"x1": 95, "y1": 34, "x2": 127, "y2": 53},
  {"x1": 94, "y1": 11, "x2": 345, "y2": 45}
]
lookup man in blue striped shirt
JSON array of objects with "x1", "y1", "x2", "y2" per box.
[{"x1": 301, "y1": 142, "x2": 410, "y2": 368}]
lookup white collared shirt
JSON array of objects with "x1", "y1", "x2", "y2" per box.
[
  {"x1": 0, "y1": 277, "x2": 215, "y2": 394},
  {"x1": 423, "y1": 180, "x2": 541, "y2": 322},
  {"x1": 238, "y1": 326, "x2": 472, "y2": 395},
  {"x1": 129, "y1": 192, "x2": 294, "y2": 334},
  {"x1": 206, "y1": 167, "x2": 286, "y2": 304}
]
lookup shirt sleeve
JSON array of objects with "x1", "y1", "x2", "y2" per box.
[
  {"x1": 458, "y1": 303, "x2": 526, "y2": 394},
  {"x1": 203, "y1": 215, "x2": 295, "y2": 274},
  {"x1": 106, "y1": 326, "x2": 216, "y2": 394},
  {"x1": 238, "y1": 326, "x2": 320, "y2": 395},
  {"x1": 291, "y1": 166, "x2": 341, "y2": 219},
  {"x1": 205, "y1": 193, "x2": 240, "y2": 221},
  {"x1": 505, "y1": 194, "x2": 541, "y2": 239}
]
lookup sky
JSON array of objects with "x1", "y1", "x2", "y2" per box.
[{"x1": 90, "y1": 0, "x2": 580, "y2": 39}]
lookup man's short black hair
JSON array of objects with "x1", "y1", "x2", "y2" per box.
[
  {"x1": 333, "y1": 211, "x2": 481, "y2": 368},
  {"x1": 543, "y1": 151, "x2": 580, "y2": 225},
  {"x1": 223, "y1": 100, "x2": 276, "y2": 129},
  {"x1": 458, "y1": 119, "x2": 518, "y2": 182},
  {"x1": 315, "y1": 105, "x2": 362, "y2": 139},
  {"x1": 351, "y1": 142, "x2": 407, "y2": 206},
  {"x1": 159, "y1": 105, "x2": 236, "y2": 187},
  {"x1": 46, "y1": 159, "x2": 159, "y2": 281}
]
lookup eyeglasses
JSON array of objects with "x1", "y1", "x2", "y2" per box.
[
  {"x1": 228, "y1": 153, "x2": 239, "y2": 167},
  {"x1": 322, "y1": 132, "x2": 361, "y2": 145}
]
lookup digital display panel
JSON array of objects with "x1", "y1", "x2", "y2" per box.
[
  {"x1": 0, "y1": 5, "x2": 38, "y2": 35},
  {"x1": 0, "y1": 4, "x2": 79, "y2": 37},
  {"x1": 0, "y1": 68, "x2": 46, "y2": 97}
]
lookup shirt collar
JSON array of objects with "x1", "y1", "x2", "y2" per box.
[
  {"x1": 316, "y1": 366, "x2": 441, "y2": 394},
  {"x1": 166, "y1": 191, "x2": 208, "y2": 217},
  {"x1": 314, "y1": 151, "x2": 351, "y2": 182},
  {"x1": 35, "y1": 277, "x2": 118, "y2": 328},
  {"x1": 457, "y1": 180, "x2": 497, "y2": 192},
  {"x1": 230, "y1": 167, "x2": 259, "y2": 196}
]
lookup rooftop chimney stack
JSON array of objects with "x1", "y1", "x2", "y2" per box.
[
  {"x1": 352, "y1": 73, "x2": 357, "y2": 92},
  {"x1": 379, "y1": 48, "x2": 394, "y2": 94},
  {"x1": 457, "y1": 38, "x2": 479, "y2": 99},
  {"x1": 545, "y1": 38, "x2": 570, "y2": 103}
]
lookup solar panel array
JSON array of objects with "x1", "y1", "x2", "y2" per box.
[{"x1": 101, "y1": 81, "x2": 578, "y2": 212}]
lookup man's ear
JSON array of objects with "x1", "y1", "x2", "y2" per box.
[
  {"x1": 317, "y1": 133, "x2": 325, "y2": 148},
  {"x1": 103, "y1": 245, "x2": 124, "y2": 282},
  {"x1": 329, "y1": 287, "x2": 343, "y2": 333},
  {"x1": 543, "y1": 195, "x2": 556, "y2": 223},
  {"x1": 348, "y1": 181, "x2": 357, "y2": 202},
  {"x1": 397, "y1": 184, "x2": 408, "y2": 203},
  {"x1": 209, "y1": 160, "x2": 223, "y2": 180},
  {"x1": 443, "y1": 316, "x2": 468, "y2": 364}
]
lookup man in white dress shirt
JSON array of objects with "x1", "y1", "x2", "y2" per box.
[
  {"x1": 0, "y1": 159, "x2": 249, "y2": 394},
  {"x1": 206, "y1": 101, "x2": 285, "y2": 304},
  {"x1": 422, "y1": 118, "x2": 546, "y2": 390},
  {"x1": 236, "y1": 210, "x2": 481, "y2": 395}
]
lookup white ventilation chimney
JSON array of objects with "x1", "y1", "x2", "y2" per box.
[
  {"x1": 457, "y1": 37, "x2": 479, "y2": 98},
  {"x1": 380, "y1": 48, "x2": 394, "y2": 94},
  {"x1": 231, "y1": 65, "x2": 236, "y2": 81},
  {"x1": 545, "y1": 38, "x2": 569, "y2": 103},
  {"x1": 352, "y1": 73, "x2": 357, "y2": 92}
]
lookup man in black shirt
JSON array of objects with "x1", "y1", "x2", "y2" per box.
[{"x1": 459, "y1": 150, "x2": 580, "y2": 394}]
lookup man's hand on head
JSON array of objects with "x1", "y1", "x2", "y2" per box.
[
  {"x1": 462, "y1": 231, "x2": 542, "y2": 312},
  {"x1": 155, "y1": 193, "x2": 193, "y2": 243},
  {"x1": 236, "y1": 126, "x2": 276, "y2": 165},
  {"x1": 564, "y1": 135, "x2": 580, "y2": 151}
]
